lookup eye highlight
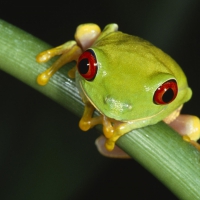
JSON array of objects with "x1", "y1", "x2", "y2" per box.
[
  {"x1": 77, "y1": 49, "x2": 98, "y2": 81},
  {"x1": 153, "y1": 79, "x2": 178, "y2": 105}
]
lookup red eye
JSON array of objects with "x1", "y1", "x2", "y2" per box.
[
  {"x1": 153, "y1": 79, "x2": 178, "y2": 105},
  {"x1": 77, "y1": 49, "x2": 98, "y2": 81}
]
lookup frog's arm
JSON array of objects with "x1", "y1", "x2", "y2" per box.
[
  {"x1": 36, "y1": 24, "x2": 100, "y2": 84},
  {"x1": 36, "y1": 23, "x2": 118, "y2": 85},
  {"x1": 36, "y1": 42, "x2": 82, "y2": 85}
]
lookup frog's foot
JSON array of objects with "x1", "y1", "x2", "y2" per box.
[
  {"x1": 79, "y1": 102, "x2": 103, "y2": 131},
  {"x1": 37, "y1": 42, "x2": 82, "y2": 85},
  {"x1": 168, "y1": 114, "x2": 200, "y2": 150},
  {"x1": 36, "y1": 41, "x2": 77, "y2": 63},
  {"x1": 79, "y1": 100, "x2": 127, "y2": 152},
  {"x1": 95, "y1": 135, "x2": 130, "y2": 158},
  {"x1": 105, "y1": 138, "x2": 116, "y2": 151},
  {"x1": 36, "y1": 23, "x2": 119, "y2": 85},
  {"x1": 101, "y1": 120, "x2": 131, "y2": 151}
]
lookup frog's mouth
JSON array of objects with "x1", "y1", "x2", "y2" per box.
[
  {"x1": 122, "y1": 105, "x2": 182, "y2": 132},
  {"x1": 78, "y1": 78, "x2": 186, "y2": 124},
  {"x1": 124, "y1": 106, "x2": 168, "y2": 123},
  {"x1": 78, "y1": 80, "x2": 168, "y2": 122}
]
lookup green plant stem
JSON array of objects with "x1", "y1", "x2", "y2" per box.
[{"x1": 0, "y1": 19, "x2": 199, "y2": 200}]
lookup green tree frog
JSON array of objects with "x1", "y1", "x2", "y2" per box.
[{"x1": 36, "y1": 23, "x2": 200, "y2": 157}]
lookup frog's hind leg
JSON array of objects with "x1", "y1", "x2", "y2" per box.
[{"x1": 167, "y1": 114, "x2": 200, "y2": 150}]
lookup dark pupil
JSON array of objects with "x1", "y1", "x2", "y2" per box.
[
  {"x1": 162, "y1": 88, "x2": 174, "y2": 103},
  {"x1": 79, "y1": 59, "x2": 89, "y2": 74}
]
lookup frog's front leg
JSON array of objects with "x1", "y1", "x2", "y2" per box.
[
  {"x1": 79, "y1": 101, "x2": 119, "y2": 136},
  {"x1": 79, "y1": 101, "x2": 103, "y2": 131},
  {"x1": 93, "y1": 117, "x2": 140, "y2": 151},
  {"x1": 167, "y1": 115, "x2": 200, "y2": 150},
  {"x1": 36, "y1": 23, "x2": 102, "y2": 85},
  {"x1": 100, "y1": 119, "x2": 134, "y2": 151},
  {"x1": 37, "y1": 43, "x2": 82, "y2": 85},
  {"x1": 78, "y1": 100, "x2": 126, "y2": 150}
]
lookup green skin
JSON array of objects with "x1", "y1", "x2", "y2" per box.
[{"x1": 77, "y1": 28, "x2": 192, "y2": 131}]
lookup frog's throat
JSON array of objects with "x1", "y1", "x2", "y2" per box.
[{"x1": 79, "y1": 81, "x2": 172, "y2": 123}]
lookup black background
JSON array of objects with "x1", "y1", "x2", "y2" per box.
[{"x1": 0, "y1": 2, "x2": 200, "y2": 199}]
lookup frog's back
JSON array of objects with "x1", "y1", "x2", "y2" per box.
[{"x1": 94, "y1": 31, "x2": 186, "y2": 86}]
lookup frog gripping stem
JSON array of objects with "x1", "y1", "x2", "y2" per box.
[{"x1": 36, "y1": 23, "x2": 200, "y2": 156}]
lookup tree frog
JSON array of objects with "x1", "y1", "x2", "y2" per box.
[{"x1": 36, "y1": 23, "x2": 200, "y2": 157}]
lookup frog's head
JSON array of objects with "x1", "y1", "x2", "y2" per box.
[{"x1": 76, "y1": 32, "x2": 192, "y2": 122}]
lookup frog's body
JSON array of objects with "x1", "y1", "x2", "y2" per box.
[
  {"x1": 36, "y1": 23, "x2": 200, "y2": 157},
  {"x1": 78, "y1": 31, "x2": 191, "y2": 122}
]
